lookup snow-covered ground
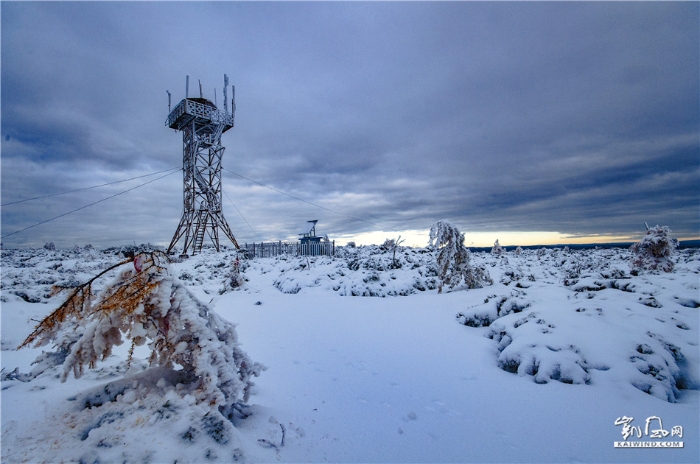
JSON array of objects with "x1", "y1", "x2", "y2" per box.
[{"x1": 1, "y1": 244, "x2": 698, "y2": 463}]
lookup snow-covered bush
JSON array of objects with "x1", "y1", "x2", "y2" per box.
[
  {"x1": 429, "y1": 221, "x2": 492, "y2": 293},
  {"x1": 628, "y1": 333, "x2": 686, "y2": 402},
  {"x1": 380, "y1": 238, "x2": 395, "y2": 251},
  {"x1": 486, "y1": 312, "x2": 591, "y2": 386},
  {"x1": 270, "y1": 249, "x2": 439, "y2": 297},
  {"x1": 226, "y1": 257, "x2": 245, "y2": 290},
  {"x1": 630, "y1": 225, "x2": 678, "y2": 273},
  {"x1": 103, "y1": 242, "x2": 165, "y2": 258},
  {"x1": 456, "y1": 293, "x2": 531, "y2": 328},
  {"x1": 20, "y1": 251, "x2": 264, "y2": 423}
]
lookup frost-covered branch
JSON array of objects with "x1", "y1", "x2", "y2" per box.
[
  {"x1": 18, "y1": 251, "x2": 264, "y2": 420},
  {"x1": 18, "y1": 255, "x2": 139, "y2": 349}
]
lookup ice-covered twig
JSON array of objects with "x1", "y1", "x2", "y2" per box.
[
  {"x1": 258, "y1": 423, "x2": 286, "y2": 451},
  {"x1": 257, "y1": 438, "x2": 279, "y2": 451},
  {"x1": 232, "y1": 403, "x2": 251, "y2": 418}
]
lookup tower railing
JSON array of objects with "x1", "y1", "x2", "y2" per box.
[{"x1": 166, "y1": 99, "x2": 234, "y2": 130}]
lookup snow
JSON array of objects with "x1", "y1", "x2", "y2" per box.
[{"x1": 2, "y1": 244, "x2": 699, "y2": 462}]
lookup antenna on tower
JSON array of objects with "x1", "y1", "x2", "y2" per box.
[
  {"x1": 199, "y1": 80, "x2": 203, "y2": 99},
  {"x1": 232, "y1": 85, "x2": 236, "y2": 113},
  {"x1": 214, "y1": 88, "x2": 217, "y2": 107},
  {"x1": 166, "y1": 90, "x2": 171, "y2": 112},
  {"x1": 186, "y1": 75, "x2": 189, "y2": 98},
  {"x1": 223, "y1": 74, "x2": 229, "y2": 113}
]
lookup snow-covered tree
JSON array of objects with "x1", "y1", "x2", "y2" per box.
[
  {"x1": 491, "y1": 239, "x2": 505, "y2": 256},
  {"x1": 429, "y1": 221, "x2": 492, "y2": 293},
  {"x1": 630, "y1": 225, "x2": 678, "y2": 273},
  {"x1": 20, "y1": 251, "x2": 264, "y2": 422}
]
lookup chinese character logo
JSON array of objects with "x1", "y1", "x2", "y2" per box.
[
  {"x1": 614, "y1": 416, "x2": 684, "y2": 448},
  {"x1": 614, "y1": 416, "x2": 642, "y2": 440}
]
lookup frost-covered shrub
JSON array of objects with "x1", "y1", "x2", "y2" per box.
[
  {"x1": 429, "y1": 221, "x2": 492, "y2": 293},
  {"x1": 628, "y1": 333, "x2": 688, "y2": 402},
  {"x1": 456, "y1": 300, "x2": 498, "y2": 327},
  {"x1": 630, "y1": 225, "x2": 678, "y2": 273},
  {"x1": 20, "y1": 252, "x2": 264, "y2": 422},
  {"x1": 381, "y1": 236, "x2": 405, "y2": 268},
  {"x1": 226, "y1": 257, "x2": 244, "y2": 290},
  {"x1": 380, "y1": 238, "x2": 395, "y2": 251},
  {"x1": 44, "y1": 242, "x2": 56, "y2": 251},
  {"x1": 269, "y1": 248, "x2": 438, "y2": 297},
  {"x1": 486, "y1": 314, "x2": 591, "y2": 385},
  {"x1": 456, "y1": 294, "x2": 530, "y2": 327}
]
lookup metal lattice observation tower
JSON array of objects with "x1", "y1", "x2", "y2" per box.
[{"x1": 166, "y1": 75, "x2": 239, "y2": 256}]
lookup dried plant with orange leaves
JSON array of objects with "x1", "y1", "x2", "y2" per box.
[
  {"x1": 19, "y1": 251, "x2": 264, "y2": 423},
  {"x1": 19, "y1": 252, "x2": 166, "y2": 352}
]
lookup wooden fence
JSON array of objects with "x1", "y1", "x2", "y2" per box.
[{"x1": 243, "y1": 240, "x2": 335, "y2": 258}]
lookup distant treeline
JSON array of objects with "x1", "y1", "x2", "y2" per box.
[{"x1": 467, "y1": 239, "x2": 700, "y2": 253}]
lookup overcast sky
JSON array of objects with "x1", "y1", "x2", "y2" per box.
[{"x1": 2, "y1": 1, "x2": 698, "y2": 249}]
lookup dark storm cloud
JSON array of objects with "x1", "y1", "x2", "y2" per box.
[{"x1": 1, "y1": 1, "x2": 698, "y2": 248}]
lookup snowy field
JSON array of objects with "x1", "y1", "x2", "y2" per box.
[{"x1": 1, "y1": 243, "x2": 698, "y2": 463}]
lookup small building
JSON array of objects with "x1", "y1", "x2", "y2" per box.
[
  {"x1": 298, "y1": 220, "x2": 332, "y2": 256},
  {"x1": 299, "y1": 220, "x2": 321, "y2": 245},
  {"x1": 242, "y1": 220, "x2": 334, "y2": 258}
]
